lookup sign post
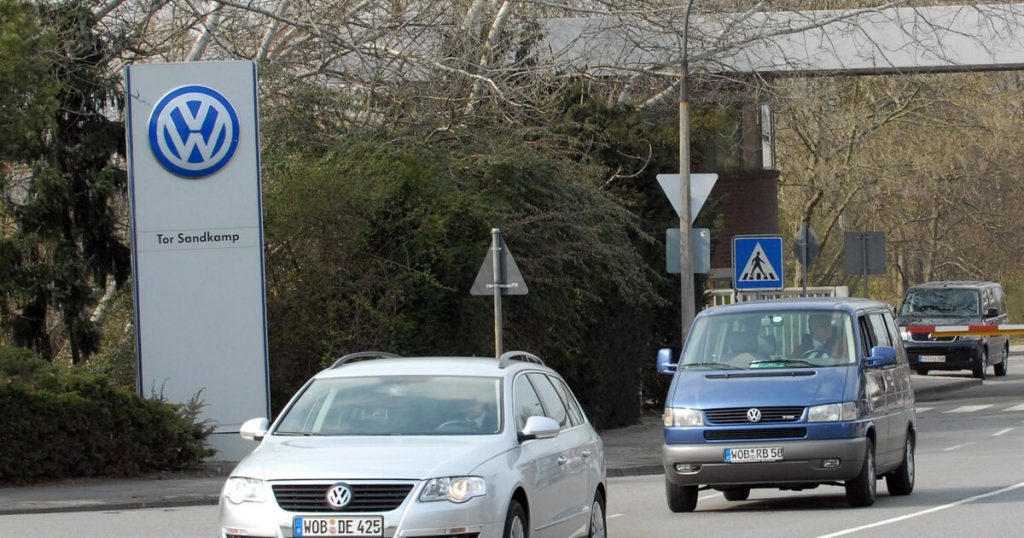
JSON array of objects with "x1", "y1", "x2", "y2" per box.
[{"x1": 471, "y1": 228, "x2": 528, "y2": 357}]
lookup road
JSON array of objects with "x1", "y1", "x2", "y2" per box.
[{"x1": 3, "y1": 361, "x2": 1024, "y2": 537}]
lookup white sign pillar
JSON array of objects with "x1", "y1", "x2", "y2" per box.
[{"x1": 125, "y1": 61, "x2": 270, "y2": 461}]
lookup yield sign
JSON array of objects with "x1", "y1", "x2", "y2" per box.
[
  {"x1": 471, "y1": 235, "x2": 528, "y2": 295},
  {"x1": 656, "y1": 173, "x2": 718, "y2": 224}
]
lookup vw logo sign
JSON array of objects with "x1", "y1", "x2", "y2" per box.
[
  {"x1": 746, "y1": 408, "x2": 762, "y2": 423},
  {"x1": 325, "y1": 483, "x2": 353, "y2": 509},
  {"x1": 148, "y1": 85, "x2": 240, "y2": 178}
]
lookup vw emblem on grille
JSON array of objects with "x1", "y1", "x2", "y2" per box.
[
  {"x1": 148, "y1": 85, "x2": 240, "y2": 178},
  {"x1": 326, "y1": 483, "x2": 353, "y2": 509},
  {"x1": 746, "y1": 408, "x2": 762, "y2": 423}
]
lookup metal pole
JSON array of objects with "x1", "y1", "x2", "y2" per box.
[
  {"x1": 491, "y1": 228, "x2": 504, "y2": 358},
  {"x1": 679, "y1": 0, "x2": 696, "y2": 346},
  {"x1": 802, "y1": 222, "x2": 809, "y2": 297},
  {"x1": 861, "y1": 233, "x2": 868, "y2": 298}
]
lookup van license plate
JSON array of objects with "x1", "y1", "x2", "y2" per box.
[
  {"x1": 725, "y1": 447, "x2": 783, "y2": 463},
  {"x1": 919, "y1": 355, "x2": 945, "y2": 363},
  {"x1": 293, "y1": 516, "x2": 383, "y2": 537}
]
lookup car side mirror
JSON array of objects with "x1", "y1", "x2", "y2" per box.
[
  {"x1": 985, "y1": 307, "x2": 999, "y2": 318},
  {"x1": 518, "y1": 416, "x2": 560, "y2": 443},
  {"x1": 656, "y1": 348, "x2": 678, "y2": 375},
  {"x1": 866, "y1": 346, "x2": 897, "y2": 369},
  {"x1": 240, "y1": 417, "x2": 269, "y2": 442}
]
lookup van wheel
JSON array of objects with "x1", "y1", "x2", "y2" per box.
[
  {"x1": 722, "y1": 487, "x2": 750, "y2": 501},
  {"x1": 886, "y1": 433, "x2": 915, "y2": 496},
  {"x1": 665, "y1": 479, "x2": 698, "y2": 512},
  {"x1": 972, "y1": 349, "x2": 988, "y2": 380},
  {"x1": 503, "y1": 500, "x2": 527, "y2": 538},
  {"x1": 994, "y1": 345, "x2": 1009, "y2": 377},
  {"x1": 845, "y1": 439, "x2": 877, "y2": 507}
]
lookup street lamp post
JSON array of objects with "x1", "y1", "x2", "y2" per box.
[{"x1": 679, "y1": 0, "x2": 696, "y2": 345}]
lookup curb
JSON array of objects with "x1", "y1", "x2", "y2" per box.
[
  {"x1": 0, "y1": 497, "x2": 220, "y2": 516},
  {"x1": 607, "y1": 464, "x2": 664, "y2": 477}
]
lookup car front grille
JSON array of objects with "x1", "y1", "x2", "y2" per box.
[
  {"x1": 704, "y1": 428, "x2": 806, "y2": 441},
  {"x1": 705, "y1": 407, "x2": 805, "y2": 424},
  {"x1": 272, "y1": 483, "x2": 414, "y2": 513}
]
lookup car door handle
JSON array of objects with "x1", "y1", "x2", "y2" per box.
[
  {"x1": 581, "y1": 450, "x2": 592, "y2": 458},
  {"x1": 557, "y1": 456, "x2": 569, "y2": 465}
]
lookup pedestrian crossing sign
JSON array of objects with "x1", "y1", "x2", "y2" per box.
[{"x1": 733, "y1": 235, "x2": 784, "y2": 290}]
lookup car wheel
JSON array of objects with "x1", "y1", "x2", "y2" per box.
[
  {"x1": 886, "y1": 433, "x2": 915, "y2": 496},
  {"x1": 994, "y1": 345, "x2": 1009, "y2": 377},
  {"x1": 665, "y1": 478, "x2": 698, "y2": 512},
  {"x1": 503, "y1": 500, "x2": 527, "y2": 538},
  {"x1": 587, "y1": 491, "x2": 606, "y2": 538},
  {"x1": 722, "y1": 487, "x2": 750, "y2": 501},
  {"x1": 845, "y1": 439, "x2": 877, "y2": 507},
  {"x1": 973, "y1": 349, "x2": 988, "y2": 380}
]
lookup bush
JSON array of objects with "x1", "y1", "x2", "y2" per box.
[{"x1": 0, "y1": 347, "x2": 214, "y2": 483}]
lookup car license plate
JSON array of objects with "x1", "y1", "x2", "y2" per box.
[
  {"x1": 293, "y1": 516, "x2": 383, "y2": 537},
  {"x1": 724, "y1": 447, "x2": 783, "y2": 463},
  {"x1": 919, "y1": 355, "x2": 945, "y2": 363}
]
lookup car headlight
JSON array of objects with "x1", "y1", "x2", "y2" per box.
[
  {"x1": 419, "y1": 476, "x2": 486, "y2": 503},
  {"x1": 663, "y1": 407, "x2": 704, "y2": 427},
  {"x1": 223, "y1": 477, "x2": 266, "y2": 504},
  {"x1": 807, "y1": 402, "x2": 858, "y2": 422}
]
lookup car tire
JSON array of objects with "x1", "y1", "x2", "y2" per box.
[
  {"x1": 886, "y1": 433, "x2": 915, "y2": 496},
  {"x1": 503, "y1": 500, "x2": 528, "y2": 538},
  {"x1": 845, "y1": 439, "x2": 877, "y2": 507},
  {"x1": 665, "y1": 478, "x2": 698, "y2": 512},
  {"x1": 587, "y1": 491, "x2": 606, "y2": 538},
  {"x1": 722, "y1": 487, "x2": 750, "y2": 501},
  {"x1": 973, "y1": 349, "x2": 988, "y2": 380},
  {"x1": 994, "y1": 345, "x2": 1009, "y2": 377}
]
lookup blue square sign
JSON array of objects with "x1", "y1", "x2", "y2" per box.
[{"x1": 733, "y1": 235, "x2": 784, "y2": 290}]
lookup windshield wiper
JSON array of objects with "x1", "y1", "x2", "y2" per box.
[
  {"x1": 273, "y1": 431, "x2": 312, "y2": 436},
  {"x1": 749, "y1": 359, "x2": 816, "y2": 368},
  {"x1": 679, "y1": 362, "x2": 744, "y2": 370}
]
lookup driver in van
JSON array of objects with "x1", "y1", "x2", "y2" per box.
[{"x1": 795, "y1": 313, "x2": 846, "y2": 361}]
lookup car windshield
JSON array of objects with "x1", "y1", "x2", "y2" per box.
[
  {"x1": 899, "y1": 289, "x2": 979, "y2": 317},
  {"x1": 680, "y1": 309, "x2": 857, "y2": 369},
  {"x1": 274, "y1": 375, "x2": 502, "y2": 436}
]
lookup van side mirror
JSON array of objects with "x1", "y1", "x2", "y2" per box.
[
  {"x1": 985, "y1": 307, "x2": 999, "y2": 318},
  {"x1": 866, "y1": 346, "x2": 897, "y2": 369},
  {"x1": 656, "y1": 348, "x2": 678, "y2": 375}
]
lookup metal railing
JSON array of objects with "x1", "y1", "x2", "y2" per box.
[{"x1": 704, "y1": 286, "x2": 849, "y2": 307}]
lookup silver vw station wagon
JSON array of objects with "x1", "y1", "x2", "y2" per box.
[{"x1": 219, "y1": 351, "x2": 607, "y2": 538}]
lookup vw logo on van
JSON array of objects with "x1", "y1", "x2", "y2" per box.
[
  {"x1": 325, "y1": 483, "x2": 353, "y2": 509},
  {"x1": 148, "y1": 85, "x2": 240, "y2": 178},
  {"x1": 746, "y1": 408, "x2": 762, "y2": 423}
]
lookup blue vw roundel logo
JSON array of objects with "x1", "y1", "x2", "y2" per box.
[{"x1": 148, "y1": 85, "x2": 240, "y2": 178}]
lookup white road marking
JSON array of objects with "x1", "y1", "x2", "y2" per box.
[
  {"x1": 608, "y1": 514, "x2": 623, "y2": 519},
  {"x1": 943, "y1": 442, "x2": 976, "y2": 451},
  {"x1": 699, "y1": 493, "x2": 722, "y2": 500},
  {"x1": 994, "y1": 428, "x2": 1013, "y2": 437},
  {"x1": 946, "y1": 405, "x2": 992, "y2": 413},
  {"x1": 1006, "y1": 403, "x2": 1024, "y2": 412},
  {"x1": 915, "y1": 406, "x2": 933, "y2": 413},
  {"x1": 815, "y1": 481, "x2": 1024, "y2": 537}
]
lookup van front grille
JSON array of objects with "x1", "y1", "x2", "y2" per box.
[
  {"x1": 704, "y1": 428, "x2": 806, "y2": 441},
  {"x1": 705, "y1": 407, "x2": 804, "y2": 424}
]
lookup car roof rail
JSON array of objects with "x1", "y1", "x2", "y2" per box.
[
  {"x1": 330, "y1": 351, "x2": 402, "y2": 369},
  {"x1": 498, "y1": 350, "x2": 545, "y2": 369}
]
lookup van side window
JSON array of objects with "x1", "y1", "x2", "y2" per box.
[
  {"x1": 882, "y1": 311, "x2": 908, "y2": 365},
  {"x1": 858, "y1": 316, "x2": 876, "y2": 357},
  {"x1": 868, "y1": 314, "x2": 891, "y2": 347}
]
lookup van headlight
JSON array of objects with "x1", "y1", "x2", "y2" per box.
[
  {"x1": 223, "y1": 477, "x2": 266, "y2": 504},
  {"x1": 663, "y1": 407, "x2": 704, "y2": 427},
  {"x1": 899, "y1": 328, "x2": 911, "y2": 341},
  {"x1": 420, "y1": 476, "x2": 486, "y2": 503},
  {"x1": 807, "y1": 402, "x2": 858, "y2": 422}
]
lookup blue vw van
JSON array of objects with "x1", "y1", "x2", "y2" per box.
[{"x1": 657, "y1": 298, "x2": 916, "y2": 511}]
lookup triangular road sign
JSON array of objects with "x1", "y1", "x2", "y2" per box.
[
  {"x1": 738, "y1": 242, "x2": 779, "y2": 282},
  {"x1": 656, "y1": 173, "x2": 718, "y2": 223},
  {"x1": 471, "y1": 237, "x2": 528, "y2": 295}
]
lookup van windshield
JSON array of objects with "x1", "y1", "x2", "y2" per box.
[
  {"x1": 899, "y1": 289, "x2": 979, "y2": 317},
  {"x1": 681, "y1": 310, "x2": 857, "y2": 369}
]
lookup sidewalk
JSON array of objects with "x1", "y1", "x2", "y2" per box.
[{"x1": 0, "y1": 370, "x2": 989, "y2": 516}]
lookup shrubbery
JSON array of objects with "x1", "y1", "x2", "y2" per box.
[{"x1": 0, "y1": 347, "x2": 214, "y2": 483}]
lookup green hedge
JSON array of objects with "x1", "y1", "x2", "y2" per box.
[{"x1": 0, "y1": 348, "x2": 214, "y2": 482}]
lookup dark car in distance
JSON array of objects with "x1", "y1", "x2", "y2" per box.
[{"x1": 896, "y1": 281, "x2": 1009, "y2": 379}]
